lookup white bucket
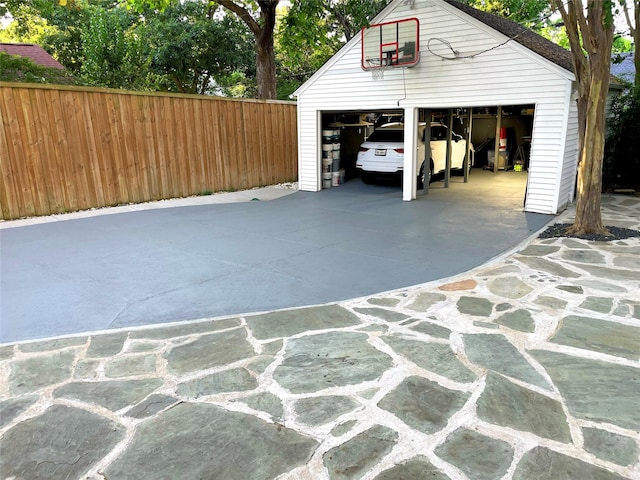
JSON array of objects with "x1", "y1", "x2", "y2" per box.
[
  {"x1": 332, "y1": 142, "x2": 341, "y2": 151},
  {"x1": 332, "y1": 171, "x2": 341, "y2": 186},
  {"x1": 322, "y1": 130, "x2": 333, "y2": 142},
  {"x1": 322, "y1": 144, "x2": 333, "y2": 151},
  {"x1": 322, "y1": 172, "x2": 333, "y2": 181},
  {"x1": 323, "y1": 178, "x2": 332, "y2": 189},
  {"x1": 332, "y1": 150, "x2": 340, "y2": 161},
  {"x1": 340, "y1": 169, "x2": 346, "y2": 184},
  {"x1": 332, "y1": 130, "x2": 340, "y2": 140},
  {"x1": 322, "y1": 159, "x2": 333, "y2": 173}
]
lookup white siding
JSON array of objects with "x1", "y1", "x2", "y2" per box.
[
  {"x1": 557, "y1": 90, "x2": 579, "y2": 212},
  {"x1": 296, "y1": 0, "x2": 577, "y2": 213}
]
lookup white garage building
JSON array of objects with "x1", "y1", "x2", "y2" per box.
[{"x1": 293, "y1": 0, "x2": 579, "y2": 214}]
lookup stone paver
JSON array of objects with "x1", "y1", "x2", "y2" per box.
[
  {"x1": 477, "y1": 373, "x2": 571, "y2": 443},
  {"x1": 1, "y1": 194, "x2": 639, "y2": 480},
  {"x1": 435, "y1": 428, "x2": 514, "y2": 480},
  {"x1": 324, "y1": 425, "x2": 398, "y2": 479}
]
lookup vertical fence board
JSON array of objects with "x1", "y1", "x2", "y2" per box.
[
  {"x1": 234, "y1": 101, "x2": 249, "y2": 190},
  {"x1": 242, "y1": 102, "x2": 258, "y2": 187},
  {"x1": 103, "y1": 93, "x2": 128, "y2": 205},
  {"x1": 207, "y1": 100, "x2": 224, "y2": 191},
  {"x1": 0, "y1": 84, "x2": 298, "y2": 220},
  {"x1": 121, "y1": 93, "x2": 142, "y2": 204},
  {"x1": 265, "y1": 104, "x2": 277, "y2": 185},
  {"x1": 151, "y1": 96, "x2": 170, "y2": 199},
  {"x1": 25, "y1": 88, "x2": 51, "y2": 215},
  {"x1": 135, "y1": 95, "x2": 152, "y2": 202},
  {"x1": 0, "y1": 90, "x2": 19, "y2": 217},
  {"x1": 48, "y1": 89, "x2": 77, "y2": 212},
  {"x1": 32, "y1": 89, "x2": 56, "y2": 213},
  {"x1": 184, "y1": 98, "x2": 197, "y2": 196},
  {"x1": 191, "y1": 99, "x2": 208, "y2": 194},
  {"x1": 16, "y1": 88, "x2": 39, "y2": 217},
  {"x1": 82, "y1": 90, "x2": 106, "y2": 208},
  {"x1": 0, "y1": 94, "x2": 18, "y2": 219},
  {"x1": 144, "y1": 96, "x2": 158, "y2": 199},
  {"x1": 38, "y1": 89, "x2": 67, "y2": 213},
  {"x1": 65, "y1": 90, "x2": 93, "y2": 210},
  {"x1": 92, "y1": 92, "x2": 118, "y2": 207}
]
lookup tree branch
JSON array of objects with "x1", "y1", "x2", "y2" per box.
[
  {"x1": 553, "y1": 0, "x2": 588, "y2": 80},
  {"x1": 217, "y1": 0, "x2": 261, "y2": 36},
  {"x1": 257, "y1": 0, "x2": 278, "y2": 37},
  {"x1": 621, "y1": 0, "x2": 637, "y2": 37},
  {"x1": 571, "y1": 0, "x2": 593, "y2": 52}
]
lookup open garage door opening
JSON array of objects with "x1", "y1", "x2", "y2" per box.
[{"x1": 320, "y1": 105, "x2": 534, "y2": 196}]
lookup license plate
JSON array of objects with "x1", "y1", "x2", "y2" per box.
[{"x1": 375, "y1": 149, "x2": 387, "y2": 156}]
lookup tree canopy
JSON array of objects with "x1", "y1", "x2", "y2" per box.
[
  {"x1": 1, "y1": 0, "x2": 257, "y2": 95},
  {"x1": 1, "y1": 0, "x2": 636, "y2": 103}
]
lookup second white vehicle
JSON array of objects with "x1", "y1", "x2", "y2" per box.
[{"x1": 356, "y1": 122, "x2": 471, "y2": 187}]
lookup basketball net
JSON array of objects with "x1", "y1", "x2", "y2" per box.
[{"x1": 365, "y1": 57, "x2": 391, "y2": 81}]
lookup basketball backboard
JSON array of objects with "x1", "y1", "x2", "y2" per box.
[{"x1": 361, "y1": 18, "x2": 420, "y2": 70}]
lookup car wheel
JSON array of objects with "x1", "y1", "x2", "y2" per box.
[
  {"x1": 361, "y1": 172, "x2": 375, "y2": 184},
  {"x1": 417, "y1": 163, "x2": 426, "y2": 189}
]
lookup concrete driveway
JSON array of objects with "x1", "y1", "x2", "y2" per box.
[{"x1": 0, "y1": 170, "x2": 551, "y2": 343}]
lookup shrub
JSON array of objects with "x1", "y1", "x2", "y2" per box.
[
  {"x1": 604, "y1": 89, "x2": 640, "y2": 191},
  {"x1": 0, "y1": 52, "x2": 82, "y2": 85}
]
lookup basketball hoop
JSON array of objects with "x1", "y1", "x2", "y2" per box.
[
  {"x1": 365, "y1": 57, "x2": 391, "y2": 81},
  {"x1": 361, "y1": 18, "x2": 420, "y2": 78}
]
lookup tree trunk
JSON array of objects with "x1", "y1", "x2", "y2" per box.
[
  {"x1": 569, "y1": 76, "x2": 609, "y2": 235},
  {"x1": 554, "y1": 0, "x2": 614, "y2": 236},
  {"x1": 218, "y1": 0, "x2": 278, "y2": 100},
  {"x1": 256, "y1": 1, "x2": 278, "y2": 99},
  {"x1": 568, "y1": 27, "x2": 612, "y2": 236}
]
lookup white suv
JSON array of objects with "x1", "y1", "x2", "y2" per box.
[{"x1": 356, "y1": 122, "x2": 471, "y2": 187}]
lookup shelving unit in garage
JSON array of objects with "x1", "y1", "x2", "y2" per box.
[
  {"x1": 321, "y1": 128, "x2": 344, "y2": 189},
  {"x1": 325, "y1": 113, "x2": 376, "y2": 185}
]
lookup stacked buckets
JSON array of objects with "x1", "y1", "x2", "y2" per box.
[{"x1": 321, "y1": 129, "x2": 345, "y2": 188}]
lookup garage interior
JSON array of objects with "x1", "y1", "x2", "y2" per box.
[{"x1": 320, "y1": 105, "x2": 535, "y2": 195}]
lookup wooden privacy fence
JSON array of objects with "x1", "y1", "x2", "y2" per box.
[{"x1": 0, "y1": 83, "x2": 298, "y2": 220}]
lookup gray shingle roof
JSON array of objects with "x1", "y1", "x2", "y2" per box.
[
  {"x1": 444, "y1": 0, "x2": 574, "y2": 73},
  {"x1": 610, "y1": 52, "x2": 635, "y2": 82}
]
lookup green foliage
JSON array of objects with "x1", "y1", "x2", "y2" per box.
[
  {"x1": 80, "y1": 6, "x2": 142, "y2": 88},
  {"x1": 612, "y1": 35, "x2": 633, "y2": 52},
  {"x1": 464, "y1": 0, "x2": 551, "y2": 29},
  {"x1": 604, "y1": 90, "x2": 640, "y2": 190},
  {"x1": 0, "y1": 11, "x2": 55, "y2": 44},
  {"x1": 0, "y1": 0, "x2": 118, "y2": 77},
  {"x1": 142, "y1": 2, "x2": 255, "y2": 95},
  {"x1": 0, "y1": 51, "x2": 81, "y2": 85},
  {"x1": 122, "y1": 0, "x2": 173, "y2": 11},
  {"x1": 2, "y1": 0, "x2": 257, "y2": 96},
  {"x1": 277, "y1": 0, "x2": 389, "y2": 96}
]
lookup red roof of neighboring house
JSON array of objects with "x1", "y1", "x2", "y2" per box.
[{"x1": 0, "y1": 43, "x2": 65, "y2": 70}]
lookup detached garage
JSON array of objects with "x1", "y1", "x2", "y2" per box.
[{"x1": 293, "y1": 0, "x2": 579, "y2": 215}]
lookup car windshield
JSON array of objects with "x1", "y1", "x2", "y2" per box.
[{"x1": 366, "y1": 129, "x2": 403, "y2": 142}]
